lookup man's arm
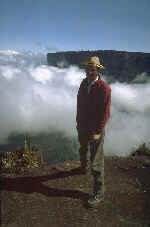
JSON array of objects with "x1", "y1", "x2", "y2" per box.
[
  {"x1": 92, "y1": 86, "x2": 111, "y2": 136},
  {"x1": 76, "y1": 79, "x2": 85, "y2": 130}
]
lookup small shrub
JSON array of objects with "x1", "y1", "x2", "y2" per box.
[
  {"x1": 130, "y1": 142, "x2": 150, "y2": 157},
  {"x1": 1, "y1": 143, "x2": 46, "y2": 174}
]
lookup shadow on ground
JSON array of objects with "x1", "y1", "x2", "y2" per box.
[{"x1": 1, "y1": 168, "x2": 90, "y2": 204}]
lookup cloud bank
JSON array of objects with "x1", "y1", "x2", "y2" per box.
[{"x1": 0, "y1": 50, "x2": 150, "y2": 156}]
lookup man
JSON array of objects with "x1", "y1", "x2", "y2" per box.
[{"x1": 76, "y1": 56, "x2": 111, "y2": 206}]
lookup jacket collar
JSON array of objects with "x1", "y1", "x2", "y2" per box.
[
  {"x1": 88, "y1": 76, "x2": 99, "y2": 85},
  {"x1": 85, "y1": 76, "x2": 102, "y2": 84}
]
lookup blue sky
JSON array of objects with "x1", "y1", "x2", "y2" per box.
[{"x1": 0, "y1": 0, "x2": 150, "y2": 53}]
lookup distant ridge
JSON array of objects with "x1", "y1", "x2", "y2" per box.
[{"x1": 47, "y1": 50, "x2": 150, "y2": 82}]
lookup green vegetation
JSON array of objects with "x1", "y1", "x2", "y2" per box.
[
  {"x1": 0, "y1": 130, "x2": 79, "y2": 165},
  {"x1": 130, "y1": 142, "x2": 150, "y2": 157},
  {"x1": 1, "y1": 138, "x2": 46, "y2": 174},
  {"x1": 1, "y1": 131, "x2": 150, "y2": 169}
]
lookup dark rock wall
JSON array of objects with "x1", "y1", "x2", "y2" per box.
[{"x1": 47, "y1": 50, "x2": 150, "y2": 81}]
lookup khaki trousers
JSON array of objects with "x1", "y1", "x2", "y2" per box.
[{"x1": 78, "y1": 129, "x2": 105, "y2": 196}]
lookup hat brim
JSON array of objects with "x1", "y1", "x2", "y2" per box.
[{"x1": 80, "y1": 62, "x2": 105, "y2": 70}]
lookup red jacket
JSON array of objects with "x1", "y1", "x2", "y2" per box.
[{"x1": 76, "y1": 77, "x2": 111, "y2": 134}]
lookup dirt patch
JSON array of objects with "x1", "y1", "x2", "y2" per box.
[{"x1": 1, "y1": 156, "x2": 150, "y2": 227}]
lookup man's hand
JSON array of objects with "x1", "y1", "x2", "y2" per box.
[{"x1": 90, "y1": 134, "x2": 101, "y2": 141}]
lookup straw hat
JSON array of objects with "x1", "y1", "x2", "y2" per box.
[{"x1": 80, "y1": 56, "x2": 104, "y2": 69}]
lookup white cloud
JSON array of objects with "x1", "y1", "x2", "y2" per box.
[
  {"x1": 0, "y1": 50, "x2": 150, "y2": 157},
  {"x1": 0, "y1": 66, "x2": 21, "y2": 80},
  {"x1": 0, "y1": 50, "x2": 19, "y2": 55},
  {"x1": 64, "y1": 66, "x2": 84, "y2": 86},
  {"x1": 29, "y1": 65, "x2": 53, "y2": 84}
]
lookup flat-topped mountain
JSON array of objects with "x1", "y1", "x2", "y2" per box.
[{"x1": 47, "y1": 50, "x2": 150, "y2": 82}]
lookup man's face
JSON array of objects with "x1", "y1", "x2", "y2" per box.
[{"x1": 85, "y1": 65, "x2": 99, "y2": 81}]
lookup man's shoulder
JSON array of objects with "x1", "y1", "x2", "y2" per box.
[
  {"x1": 82, "y1": 78, "x2": 88, "y2": 83},
  {"x1": 79, "y1": 78, "x2": 88, "y2": 86},
  {"x1": 97, "y1": 79, "x2": 111, "y2": 92}
]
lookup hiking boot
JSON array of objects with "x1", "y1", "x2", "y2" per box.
[{"x1": 87, "y1": 194, "x2": 104, "y2": 206}]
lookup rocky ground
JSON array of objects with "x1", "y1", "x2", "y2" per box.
[{"x1": 1, "y1": 156, "x2": 150, "y2": 227}]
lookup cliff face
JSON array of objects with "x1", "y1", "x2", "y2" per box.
[{"x1": 47, "y1": 50, "x2": 150, "y2": 82}]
